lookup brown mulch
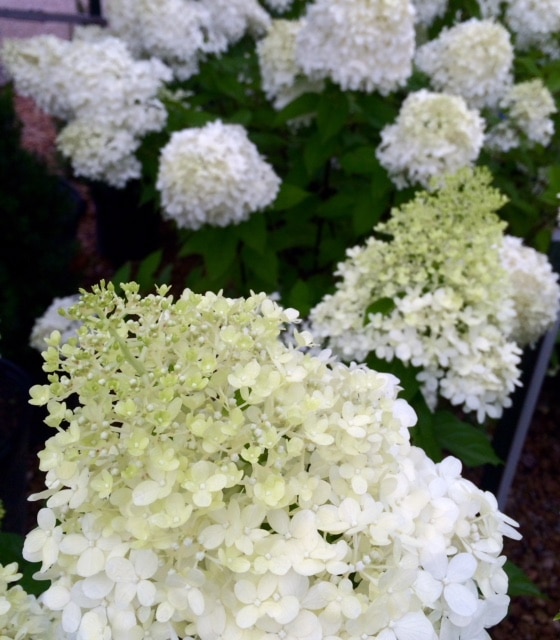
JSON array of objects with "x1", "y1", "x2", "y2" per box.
[{"x1": 13, "y1": 93, "x2": 560, "y2": 639}]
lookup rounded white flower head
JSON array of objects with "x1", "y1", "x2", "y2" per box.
[
  {"x1": 295, "y1": 0, "x2": 416, "y2": 94},
  {"x1": 310, "y1": 168, "x2": 522, "y2": 422},
  {"x1": 257, "y1": 19, "x2": 325, "y2": 110},
  {"x1": 500, "y1": 235, "x2": 560, "y2": 347},
  {"x1": 105, "y1": 0, "x2": 269, "y2": 80},
  {"x1": 30, "y1": 294, "x2": 82, "y2": 353},
  {"x1": 415, "y1": 19, "x2": 514, "y2": 109},
  {"x1": 505, "y1": 0, "x2": 560, "y2": 52},
  {"x1": 156, "y1": 120, "x2": 281, "y2": 230},
  {"x1": 26, "y1": 282, "x2": 519, "y2": 639},
  {"x1": 376, "y1": 90, "x2": 485, "y2": 189}
]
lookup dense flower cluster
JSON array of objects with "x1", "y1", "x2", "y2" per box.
[
  {"x1": 490, "y1": 80, "x2": 557, "y2": 151},
  {"x1": 295, "y1": 0, "x2": 415, "y2": 94},
  {"x1": 105, "y1": 0, "x2": 270, "y2": 80},
  {"x1": 310, "y1": 169, "x2": 523, "y2": 421},
  {"x1": 504, "y1": 0, "x2": 560, "y2": 53},
  {"x1": 1, "y1": 33, "x2": 171, "y2": 186},
  {"x1": 499, "y1": 235, "x2": 560, "y2": 347},
  {"x1": 376, "y1": 90, "x2": 485, "y2": 188},
  {"x1": 0, "y1": 562, "x2": 53, "y2": 639},
  {"x1": 415, "y1": 19, "x2": 513, "y2": 109},
  {"x1": 25, "y1": 282, "x2": 519, "y2": 639},
  {"x1": 156, "y1": 120, "x2": 281, "y2": 229},
  {"x1": 257, "y1": 19, "x2": 324, "y2": 110},
  {"x1": 30, "y1": 294, "x2": 82, "y2": 352}
]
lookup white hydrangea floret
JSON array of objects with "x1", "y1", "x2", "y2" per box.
[
  {"x1": 25, "y1": 282, "x2": 520, "y2": 639},
  {"x1": 376, "y1": 90, "x2": 485, "y2": 189},
  {"x1": 156, "y1": 120, "x2": 281, "y2": 229},
  {"x1": 415, "y1": 19, "x2": 514, "y2": 109},
  {"x1": 500, "y1": 235, "x2": 560, "y2": 347},
  {"x1": 295, "y1": 0, "x2": 416, "y2": 95}
]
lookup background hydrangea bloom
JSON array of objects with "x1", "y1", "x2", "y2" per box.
[
  {"x1": 504, "y1": 0, "x2": 560, "y2": 53},
  {"x1": 376, "y1": 90, "x2": 485, "y2": 188},
  {"x1": 29, "y1": 294, "x2": 82, "y2": 352},
  {"x1": 257, "y1": 19, "x2": 324, "y2": 110},
  {"x1": 499, "y1": 235, "x2": 560, "y2": 347},
  {"x1": 1, "y1": 33, "x2": 172, "y2": 187},
  {"x1": 156, "y1": 120, "x2": 281, "y2": 229},
  {"x1": 310, "y1": 169, "x2": 523, "y2": 421},
  {"x1": 295, "y1": 0, "x2": 415, "y2": 94},
  {"x1": 415, "y1": 19, "x2": 514, "y2": 109},
  {"x1": 25, "y1": 282, "x2": 519, "y2": 639}
]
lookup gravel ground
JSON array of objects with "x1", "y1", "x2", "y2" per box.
[{"x1": 12, "y1": 93, "x2": 560, "y2": 640}]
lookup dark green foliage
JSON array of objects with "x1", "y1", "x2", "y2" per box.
[{"x1": 0, "y1": 86, "x2": 81, "y2": 370}]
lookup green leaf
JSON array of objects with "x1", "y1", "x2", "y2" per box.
[
  {"x1": 203, "y1": 230, "x2": 239, "y2": 281},
  {"x1": 363, "y1": 297, "x2": 396, "y2": 323},
  {"x1": 316, "y1": 192, "x2": 357, "y2": 220},
  {"x1": 340, "y1": 146, "x2": 379, "y2": 175},
  {"x1": 235, "y1": 214, "x2": 267, "y2": 254},
  {"x1": 352, "y1": 188, "x2": 380, "y2": 236},
  {"x1": 303, "y1": 132, "x2": 338, "y2": 177},
  {"x1": 111, "y1": 261, "x2": 133, "y2": 288},
  {"x1": 317, "y1": 90, "x2": 349, "y2": 142},
  {"x1": 410, "y1": 398, "x2": 443, "y2": 463},
  {"x1": 271, "y1": 183, "x2": 312, "y2": 211},
  {"x1": 287, "y1": 279, "x2": 312, "y2": 316},
  {"x1": 504, "y1": 561, "x2": 547, "y2": 598},
  {"x1": 0, "y1": 532, "x2": 46, "y2": 596},
  {"x1": 274, "y1": 93, "x2": 320, "y2": 125},
  {"x1": 242, "y1": 246, "x2": 279, "y2": 288},
  {"x1": 432, "y1": 411, "x2": 502, "y2": 467},
  {"x1": 136, "y1": 249, "x2": 163, "y2": 292}
]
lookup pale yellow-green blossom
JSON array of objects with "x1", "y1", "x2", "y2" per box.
[{"x1": 25, "y1": 283, "x2": 519, "y2": 638}]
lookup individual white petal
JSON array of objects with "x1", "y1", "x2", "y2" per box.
[
  {"x1": 37, "y1": 507, "x2": 56, "y2": 530},
  {"x1": 78, "y1": 610, "x2": 105, "y2": 639},
  {"x1": 137, "y1": 580, "x2": 157, "y2": 607},
  {"x1": 444, "y1": 583, "x2": 478, "y2": 617},
  {"x1": 61, "y1": 601, "x2": 82, "y2": 633},
  {"x1": 187, "y1": 588, "x2": 205, "y2": 616},
  {"x1": 132, "y1": 480, "x2": 162, "y2": 506},
  {"x1": 130, "y1": 549, "x2": 159, "y2": 579},
  {"x1": 106, "y1": 556, "x2": 136, "y2": 583},
  {"x1": 446, "y1": 553, "x2": 477, "y2": 582},
  {"x1": 414, "y1": 571, "x2": 443, "y2": 604},
  {"x1": 42, "y1": 584, "x2": 71, "y2": 610},
  {"x1": 60, "y1": 534, "x2": 89, "y2": 556},
  {"x1": 81, "y1": 573, "x2": 114, "y2": 600},
  {"x1": 393, "y1": 611, "x2": 435, "y2": 640},
  {"x1": 77, "y1": 547, "x2": 106, "y2": 577}
]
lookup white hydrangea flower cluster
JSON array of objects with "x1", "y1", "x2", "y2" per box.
[
  {"x1": 25, "y1": 282, "x2": 519, "y2": 640},
  {"x1": 486, "y1": 80, "x2": 557, "y2": 151},
  {"x1": 477, "y1": 0, "x2": 503, "y2": 18},
  {"x1": 257, "y1": 19, "x2": 324, "y2": 110},
  {"x1": 413, "y1": 0, "x2": 448, "y2": 26},
  {"x1": 30, "y1": 294, "x2": 82, "y2": 353},
  {"x1": 105, "y1": 0, "x2": 270, "y2": 80},
  {"x1": 156, "y1": 120, "x2": 281, "y2": 230},
  {"x1": 376, "y1": 90, "x2": 485, "y2": 189},
  {"x1": 295, "y1": 0, "x2": 416, "y2": 94},
  {"x1": 310, "y1": 169, "x2": 523, "y2": 422},
  {"x1": 504, "y1": 0, "x2": 560, "y2": 53},
  {"x1": 0, "y1": 562, "x2": 53, "y2": 639},
  {"x1": 1, "y1": 33, "x2": 172, "y2": 187},
  {"x1": 499, "y1": 235, "x2": 560, "y2": 347},
  {"x1": 415, "y1": 19, "x2": 514, "y2": 109}
]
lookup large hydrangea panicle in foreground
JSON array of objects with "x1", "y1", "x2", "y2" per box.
[
  {"x1": 415, "y1": 19, "x2": 514, "y2": 109},
  {"x1": 310, "y1": 168, "x2": 523, "y2": 422},
  {"x1": 25, "y1": 282, "x2": 519, "y2": 639},
  {"x1": 295, "y1": 0, "x2": 415, "y2": 95},
  {"x1": 376, "y1": 90, "x2": 485, "y2": 189},
  {"x1": 500, "y1": 235, "x2": 560, "y2": 347},
  {"x1": 156, "y1": 120, "x2": 281, "y2": 230}
]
